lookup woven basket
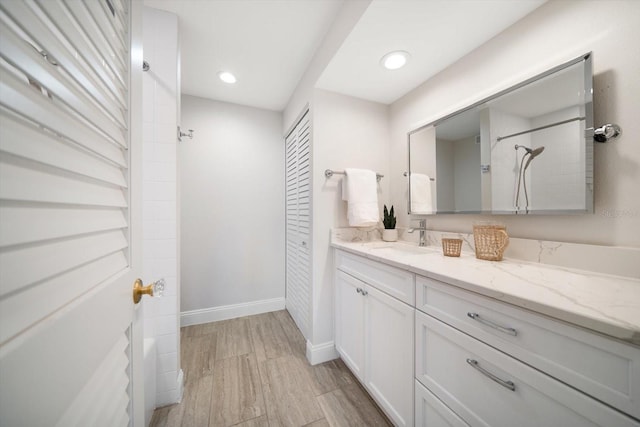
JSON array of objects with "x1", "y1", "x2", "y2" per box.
[
  {"x1": 442, "y1": 238, "x2": 462, "y2": 257},
  {"x1": 473, "y1": 224, "x2": 509, "y2": 261}
]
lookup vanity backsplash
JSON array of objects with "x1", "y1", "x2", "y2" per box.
[{"x1": 332, "y1": 227, "x2": 640, "y2": 280}]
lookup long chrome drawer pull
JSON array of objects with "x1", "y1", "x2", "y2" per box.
[
  {"x1": 467, "y1": 312, "x2": 517, "y2": 336},
  {"x1": 466, "y1": 359, "x2": 516, "y2": 391}
]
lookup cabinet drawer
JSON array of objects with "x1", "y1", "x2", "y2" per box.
[
  {"x1": 415, "y1": 380, "x2": 470, "y2": 427},
  {"x1": 415, "y1": 311, "x2": 639, "y2": 427},
  {"x1": 336, "y1": 250, "x2": 414, "y2": 305},
  {"x1": 416, "y1": 275, "x2": 640, "y2": 419}
]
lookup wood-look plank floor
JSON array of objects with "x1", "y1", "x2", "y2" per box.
[{"x1": 150, "y1": 310, "x2": 392, "y2": 427}]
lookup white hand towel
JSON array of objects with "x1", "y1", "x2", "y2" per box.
[
  {"x1": 410, "y1": 173, "x2": 433, "y2": 213},
  {"x1": 342, "y1": 168, "x2": 379, "y2": 227}
]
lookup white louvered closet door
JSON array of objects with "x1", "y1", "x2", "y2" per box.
[
  {"x1": 285, "y1": 110, "x2": 311, "y2": 339},
  {"x1": 0, "y1": 1, "x2": 143, "y2": 426}
]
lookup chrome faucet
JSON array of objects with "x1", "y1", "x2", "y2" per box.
[{"x1": 407, "y1": 219, "x2": 428, "y2": 247}]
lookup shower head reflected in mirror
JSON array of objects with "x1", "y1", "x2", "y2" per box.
[
  {"x1": 530, "y1": 146, "x2": 545, "y2": 158},
  {"x1": 524, "y1": 146, "x2": 545, "y2": 170},
  {"x1": 514, "y1": 145, "x2": 545, "y2": 212},
  {"x1": 515, "y1": 145, "x2": 545, "y2": 157},
  {"x1": 515, "y1": 145, "x2": 545, "y2": 169}
]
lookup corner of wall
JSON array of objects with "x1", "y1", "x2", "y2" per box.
[
  {"x1": 142, "y1": 5, "x2": 181, "y2": 409},
  {"x1": 283, "y1": 0, "x2": 372, "y2": 130},
  {"x1": 306, "y1": 339, "x2": 339, "y2": 366},
  {"x1": 310, "y1": 90, "x2": 392, "y2": 354}
]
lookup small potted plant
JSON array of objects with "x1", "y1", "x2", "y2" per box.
[{"x1": 382, "y1": 204, "x2": 398, "y2": 242}]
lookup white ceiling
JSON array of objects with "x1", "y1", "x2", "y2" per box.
[
  {"x1": 144, "y1": 0, "x2": 546, "y2": 111},
  {"x1": 317, "y1": 0, "x2": 546, "y2": 105},
  {"x1": 143, "y1": 0, "x2": 344, "y2": 111}
]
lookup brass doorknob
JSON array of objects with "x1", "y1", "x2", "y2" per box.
[{"x1": 133, "y1": 278, "x2": 165, "y2": 304}]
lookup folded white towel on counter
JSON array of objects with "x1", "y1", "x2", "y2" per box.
[
  {"x1": 342, "y1": 168, "x2": 379, "y2": 227},
  {"x1": 410, "y1": 173, "x2": 433, "y2": 213}
]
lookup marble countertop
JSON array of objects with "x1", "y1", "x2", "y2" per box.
[{"x1": 331, "y1": 236, "x2": 640, "y2": 346}]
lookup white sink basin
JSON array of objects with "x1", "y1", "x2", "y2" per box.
[{"x1": 367, "y1": 241, "x2": 432, "y2": 254}]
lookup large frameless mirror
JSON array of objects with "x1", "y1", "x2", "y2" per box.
[{"x1": 408, "y1": 53, "x2": 593, "y2": 215}]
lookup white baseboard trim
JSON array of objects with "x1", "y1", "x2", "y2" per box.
[
  {"x1": 180, "y1": 297, "x2": 286, "y2": 327},
  {"x1": 306, "y1": 340, "x2": 339, "y2": 365}
]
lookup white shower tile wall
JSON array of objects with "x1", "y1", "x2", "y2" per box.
[
  {"x1": 142, "y1": 7, "x2": 182, "y2": 407},
  {"x1": 530, "y1": 107, "x2": 585, "y2": 210}
]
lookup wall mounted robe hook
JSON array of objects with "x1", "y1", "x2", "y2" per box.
[
  {"x1": 178, "y1": 126, "x2": 194, "y2": 141},
  {"x1": 594, "y1": 123, "x2": 621, "y2": 143}
]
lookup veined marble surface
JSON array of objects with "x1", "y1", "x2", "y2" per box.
[
  {"x1": 334, "y1": 227, "x2": 640, "y2": 279},
  {"x1": 331, "y1": 229, "x2": 640, "y2": 345}
]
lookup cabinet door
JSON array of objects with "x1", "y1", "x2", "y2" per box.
[
  {"x1": 415, "y1": 380, "x2": 470, "y2": 427},
  {"x1": 335, "y1": 270, "x2": 365, "y2": 381},
  {"x1": 365, "y1": 285, "x2": 415, "y2": 427}
]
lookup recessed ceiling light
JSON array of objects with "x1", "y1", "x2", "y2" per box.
[
  {"x1": 218, "y1": 71, "x2": 236, "y2": 84},
  {"x1": 380, "y1": 51, "x2": 410, "y2": 70}
]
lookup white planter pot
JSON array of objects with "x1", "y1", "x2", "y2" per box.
[{"x1": 382, "y1": 229, "x2": 398, "y2": 242}]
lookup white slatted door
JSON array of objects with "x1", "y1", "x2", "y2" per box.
[
  {"x1": 285, "y1": 110, "x2": 311, "y2": 339},
  {"x1": 0, "y1": 0, "x2": 143, "y2": 426}
]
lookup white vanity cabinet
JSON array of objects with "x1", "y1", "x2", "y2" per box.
[
  {"x1": 335, "y1": 250, "x2": 414, "y2": 427},
  {"x1": 415, "y1": 275, "x2": 640, "y2": 427},
  {"x1": 332, "y1": 241, "x2": 639, "y2": 427}
]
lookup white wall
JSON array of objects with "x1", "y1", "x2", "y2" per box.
[
  {"x1": 435, "y1": 138, "x2": 453, "y2": 211},
  {"x1": 390, "y1": 0, "x2": 640, "y2": 247},
  {"x1": 142, "y1": 6, "x2": 181, "y2": 408},
  {"x1": 453, "y1": 136, "x2": 481, "y2": 211},
  {"x1": 179, "y1": 96, "x2": 285, "y2": 317},
  {"x1": 310, "y1": 89, "x2": 390, "y2": 352}
]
